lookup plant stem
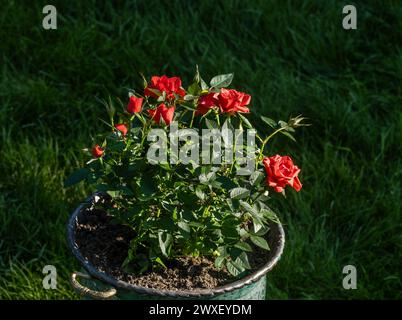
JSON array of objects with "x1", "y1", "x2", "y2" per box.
[
  {"x1": 178, "y1": 109, "x2": 188, "y2": 123},
  {"x1": 140, "y1": 118, "x2": 151, "y2": 150},
  {"x1": 215, "y1": 112, "x2": 220, "y2": 126},
  {"x1": 256, "y1": 133, "x2": 264, "y2": 144},
  {"x1": 260, "y1": 126, "x2": 287, "y2": 158},
  {"x1": 189, "y1": 111, "x2": 195, "y2": 128}
]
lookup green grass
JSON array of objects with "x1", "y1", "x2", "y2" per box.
[{"x1": 0, "y1": 0, "x2": 401, "y2": 299}]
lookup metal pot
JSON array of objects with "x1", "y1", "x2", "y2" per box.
[{"x1": 67, "y1": 192, "x2": 285, "y2": 300}]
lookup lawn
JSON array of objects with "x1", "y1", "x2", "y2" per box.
[{"x1": 0, "y1": 0, "x2": 400, "y2": 299}]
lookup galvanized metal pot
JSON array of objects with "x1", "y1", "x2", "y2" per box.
[{"x1": 67, "y1": 192, "x2": 285, "y2": 300}]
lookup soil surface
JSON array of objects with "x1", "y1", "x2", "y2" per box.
[{"x1": 74, "y1": 208, "x2": 276, "y2": 291}]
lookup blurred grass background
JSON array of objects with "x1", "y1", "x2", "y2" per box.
[{"x1": 0, "y1": 0, "x2": 401, "y2": 299}]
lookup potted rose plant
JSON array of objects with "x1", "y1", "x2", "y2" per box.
[{"x1": 65, "y1": 68, "x2": 307, "y2": 300}]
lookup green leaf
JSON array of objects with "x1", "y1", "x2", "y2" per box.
[
  {"x1": 64, "y1": 168, "x2": 89, "y2": 187},
  {"x1": 158, "y1": 231, "x2": 173, "y2": 257},
  {"x1": 184, "y1": 94, "x2": 196, "y2": 101},
  {"x1": 230, "y1": 187, "x2": 250, "y2": 199},
  {"x1": 254, "y1": 224, "x2": 270, "y2": 236},
  {"x1": 188, "y1": 221, "x2": 204, "y2": 228},
  {"x1": 146, "y1": 88, "x2": 161, "y2": 97},
  {"x1": 214, "y1": 256, "x2": 225, "y2": 269},
  {"x1": 178, "y1": 221, "x2": 190, "y2": 233},
  {"x1": 205, "y1": 118, "x2": 218, "y2": 129},
  {"x1": 178, "y1": 103, "x2": 197, "y2": 111},
  {"x1": 217, "y1": 246, "x2": 227, "y2": 256},
  {"x1": 250, "y1": 235, "x2": 270, "y2": 250},
  {"x1": 239, "y1": 200, "x2": 258, "y2": 216},
  {"x1": 226, "y1": 260, "x2": 245, "y2": 276},
  {"x1": 280, "y1": 130, "x2": 296, "y2": 142},
  {"x1": 154, "y1": 257, "x2": 167, "y2": 268},
  {"x1": 159, "y1": 162, "x2": 172, "y2": 171},
  {"x1": 140, "y1": 177, "x2": 158, "y2": 198},
  {"x1": 178, "y1": 191, "x2": 198, "y2": 206},
  {"x1": 255, "y1": 191, "x2": 269, "y2": 202},
  {"x1": 210, "y1": 73, "x2": 234, "y2": 89},
  {"x1": 106, "y1": 190, "x2": 119, "y2": 198},
  {"x1": 222, "y1": 218, "x2": 239, "y2": 240},
  {"x1": 284, "y1": 126, "x2": 296, "y2": 132},
  {"x1": 238, "y1": 113, "x2": 253, "y2": 129},
  {"x1": 252, "y1": 216, "x2": 264, "y2": 233},
  {"x1": 187, "y1": 82, "x2": 201, "y2": 95},
  {"x1": 278, "y1": 120, "x2": 287, "y2": 127},
  {"x1": 107, "y1": 140, "x2": 125, "y2": 152},
  {"x1": 195, "y1": 187, "x2": 206, "y2": 200},
  {"x1": 199, "y1": 171, "x2": 216, "y2": 185},
  {"x1": 117, "y1": 161, "x2": 143, "y2": 178},
  {"x1": 215, "y1": 176, "x2": 237, "y2": 190},
  {"x1": 249, "y1": 171, "x2": 265, "y2": 186},
  {"x1": 261, "y1": 116, "x2": 277, "y2": 128},
  {"x1": 118, "y1": 185, "x2": 134, "y2": 196},
  {"x1": 221, "y1": 118, "x2": 234, "y2": 145},
  {"x1": 230, "y1": 210, "x2": 242, "y2": 218},
  {"x1": 234, "y1": 241, "x2": 253, "y2": 252},
  {"x1": 193, "y1": 65, "x2": 201, "y2": 83},
  {"x1": 226, "y1": 198, "x2": 240, "y2": 212},
  {"x1": 140, "y1": 72, "x2": 148, "y2": 88},
  {"x1": 105, "y1": 185, "x2": 134, "y2": 198},
  {"x1": 236, "y1": 252, "x2": 251, "y2": 269},
  {"x1": 200, "y1": 78, "x2": 209, "y2": 91},
  {"x1": 181, "y1": 209, "x2": 195, "y2": 222},
  {"x1": 260, "y1": 207, "x2": 277, "y2": 220}
]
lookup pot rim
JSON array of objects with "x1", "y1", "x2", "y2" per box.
[{"x1": 67, "y1": 192, "x2": 285, "y2": 298}]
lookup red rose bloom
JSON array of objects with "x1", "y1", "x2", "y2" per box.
[
  {"x1": 91, "y1": 144, "x2": 104, "y2": 158},
  {"x1": 127, "y1": 96, "x2": 143, "y2": 114},
  {"x1": 196, "y1": 92, "x2": 218, "y2": 115},
  {"x1": 217, "y1": 88, "x2": 251, "y2": 114},
  {"x1": 148, "y1": 103, "x2": 175, "y2": 125},
  {"x1": 144, "y1": 75, "x2": 186, "y2": 100},
  {"x1": 115, "y1": 123, "x2": 128, "y2": 136},
  {"x1": 263, "y1": 155, "x2": 302, "y2": 193}
]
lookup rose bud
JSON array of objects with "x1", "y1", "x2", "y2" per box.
[
  {"x1": 91, "y1": 144, "x2": 104, "y2": 158},
  {"x1": 115, "y1": 123, "x2": 128, "y2": 136},
  {"x1": 127, "y1": 96, "x2": 143, "y2": 114}
]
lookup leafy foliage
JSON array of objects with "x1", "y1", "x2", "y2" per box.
[{"x1": 65, "y1": 70, "x2": 306, "y2": 277}]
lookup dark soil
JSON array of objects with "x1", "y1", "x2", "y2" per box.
[{"x1": 74, "y1": 208, "x2": 275, "y2": 291}]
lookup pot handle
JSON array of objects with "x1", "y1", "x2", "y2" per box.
[{"x1": 70, "y1": 272, "x2": 117, "y2": 299}]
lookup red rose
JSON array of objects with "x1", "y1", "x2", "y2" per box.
[
  {"x1": 115, "y1": 123, "x2": 128, "y2": 136},
  {"x1": 263, "y1": 155, "x2": 302, "y2": 193},
  {"x1": 144, "y1": 75, "x2": 186, "y2": 100},
  {"x1": 196, "y1": 92, "x2": 218, "y2": 115},
  {"x1": 217, "y1": 88, "x2": 251, "y2": 114},
  {"x1": 148, "y1": 103, "x2": 175, "y2": 125},
  {"x1": 91, "y1": 144, "x2": 104, "y2": 158},
  {"x1": 127, "y1": 96, "x2": 143, "y2": 114}
]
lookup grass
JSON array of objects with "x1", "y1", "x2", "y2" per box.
[{"x1": 0, "y1": 0, "x2": 401, "y2": 299}]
